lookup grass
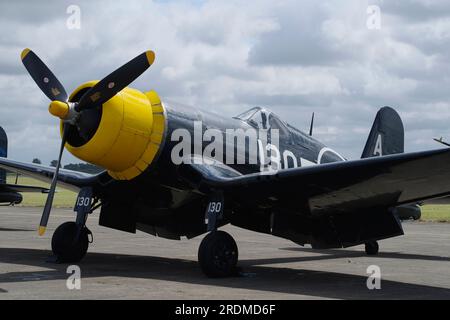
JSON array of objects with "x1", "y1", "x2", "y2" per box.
[
  {"x1": 420, "y1": 205, "x2": 450, "y2": 222},
  {"x1": 5, "y1": 175, "x2": 450, "y2": 221},
  {"x1": 7, "y1": 175, "x2": 77, "y2": 208}
]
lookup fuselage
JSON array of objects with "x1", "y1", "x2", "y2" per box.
[{"x1": 148, "y1": 101, "x2": 346, "y2": 187}]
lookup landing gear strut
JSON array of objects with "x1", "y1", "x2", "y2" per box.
[
  {"x1": 51, "y1": 187, "x2": 95, "y2": 263},
  {"x1": 198, "y1": 192, "x2": 238, "y2": 277},
  {"x1": 198, "y1": 230, "x2": 238, "y2": 278},
  {"x1": 365, "y1": 240, "x2": 379, "y2": 255}
]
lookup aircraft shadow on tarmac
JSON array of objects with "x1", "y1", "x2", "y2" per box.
[
  {"x1": 0, "y1": 247, "x2": 449, "y2": 299},
  {"x1": 277, "y1": 247, "x2": 450, "y2": 263}
]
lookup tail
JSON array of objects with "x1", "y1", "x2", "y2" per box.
[
  {"x1": 0, "y1": 126, "x2": 7, "y2": 183},
  {"x1": 361, "y1": 106, "x2": 404, "y2": 158}
]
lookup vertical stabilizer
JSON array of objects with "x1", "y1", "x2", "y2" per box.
[{"x1": 361, "y1": 107, "x2": 404, "y2": 158}]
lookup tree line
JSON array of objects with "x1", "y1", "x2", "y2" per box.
[{"x1": 31, "y1": 158, "x2": 103, "y2": 174}]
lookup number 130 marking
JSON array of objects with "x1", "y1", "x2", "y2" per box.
[
  {"x1": 208, "y1": 202, "x2": 222, "y2": 213},
  {"x1": 77, "y1": 196, "x2": 91, "y2": 207}
]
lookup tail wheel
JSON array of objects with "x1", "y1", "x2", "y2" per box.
[
  {"x1": 198, "y1": 230, "x2": 238, "y2": 278},
  {"x1": 365, "y1": 241, "x2": 379, "y2": 256},
  {"x1": 51, "y1": 222, "x2": 89, "y2": 262}
]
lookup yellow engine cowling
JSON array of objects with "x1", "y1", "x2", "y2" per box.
[{"x1": 62, "y1": 81, "x2": 166, "y2": 180}]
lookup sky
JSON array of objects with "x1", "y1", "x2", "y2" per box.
[{"x1": 0, "y1": 0, "x2": 449, "y2": 165}]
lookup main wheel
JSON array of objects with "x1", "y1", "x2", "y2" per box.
[
  {"x1": 365, "y1": 241, "x2": 379, "y2": 255},
  {"x1": 51, "y1": 222, "x2": 89, "y2": 263},
  {"x1": 198, "y1": 230, "x2": 238, "y2": 278}
]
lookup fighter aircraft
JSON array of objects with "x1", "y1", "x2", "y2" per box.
[
  {"x1": 1, "y1": 48, "x2": 450, "y2": 277},
  {"x1": 0, "y1": 126, "x2": 49, "y2": 204}
]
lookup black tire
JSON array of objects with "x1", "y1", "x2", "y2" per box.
[
  {"x1": 365, "y1": 241, "x2": 379, "y2": 256},
  {"x1": 51, "y1": 222, "x2": 89, "y2": 263},
  {"x1": 198, "y1": 230, "x2": 238, "y2": 278}
]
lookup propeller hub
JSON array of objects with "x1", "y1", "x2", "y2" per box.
[{"x1": 49, "y1": 100, "x2": 70, "y2": 119}]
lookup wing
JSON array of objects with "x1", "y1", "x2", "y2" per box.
[
  {"x1": 0, "y1": 183, "x2": 49, "y2": 193},
  {"x1": 181, "y1": 148, "x2": 450, "y2": 214},
  {"x1": 421, "y1": 197, "x2": 450, "y2": 205},
  {"x1": 180, "y1": 148, "x2": 450, "y2": 248},
  {"x1": 0, "y1": 158, "x2": 101, "y2": 192}
]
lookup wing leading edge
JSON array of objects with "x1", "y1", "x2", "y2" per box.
[{"x1": 0, "y1": 158, "x2": 101, "y2": 192}]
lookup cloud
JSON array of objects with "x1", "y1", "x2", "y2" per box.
[
  {"x1": 0, "y1": 0, "x2": 449, "y2": 165},
  {"x1": 248, "y1": 2, "x2": 356, "y2": 66},
  {"x1": 381, "y1": 0, "x2": 450, "y2": 22}
]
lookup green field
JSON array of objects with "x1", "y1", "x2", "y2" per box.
[
  {"x1": 7, "y1": 175, "x2": 77, "y2": 208},
  {"x1": 419, "y1": 205, "x2": 450, "y2": 222},
  {"x1": 6, "y1": 175, "x2": 450, "y2": 222}
]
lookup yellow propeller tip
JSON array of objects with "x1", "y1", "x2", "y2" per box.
[
  {"x1": 21, "y1": 48, "x2": 31, "y2": 60},
  {"x1": 38, "y1": 226, "x2": 46, "y2": 236},
  {"x1": 145, "y1": 51, "x2": 155, "y2": 66}
]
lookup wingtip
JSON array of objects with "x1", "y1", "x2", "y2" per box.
[
  {"x1": 21, "y1": 48, "x2": 31, "y2": 60},
  {"x1": 38, "y1": 226, "x2": 46, "y2": 236}
]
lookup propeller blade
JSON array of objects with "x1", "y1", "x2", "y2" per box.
[
  {"x1": 21, "y1": 48, "x2": 68, "y2": 102},
  {"x1": 38, "y1": 125, "x2": 69, "y2": 236},
  {"x1": 76, "y1": 50, "x2": 155, "y2": 111}
]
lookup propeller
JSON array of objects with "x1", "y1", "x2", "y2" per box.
[
  {"x1": 21, "y1": 49, "x2": 68, "y2": 102},
  {"x1": 20, "y1": 48, "x2": 155, "y2": 235},
  {"x1": 38, "y1": 124, "x2": 69, "y2": 236},
  {"x1": 76, "y1": 51, "x2": 155, "y2": 111}
]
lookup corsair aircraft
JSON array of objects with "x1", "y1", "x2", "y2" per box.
[{"x1": 1, "y1": 49, "x2": 450, "y2": 277}]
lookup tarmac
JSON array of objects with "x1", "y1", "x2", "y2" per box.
[{"x1": 0, "y1": 206, "x2": 449, "y2": 299}]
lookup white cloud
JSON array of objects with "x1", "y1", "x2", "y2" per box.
[{"x1": 0, "y1": 0, "x2": 449, "y2": 164}]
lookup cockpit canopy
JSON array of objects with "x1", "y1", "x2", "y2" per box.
[{"x1": 234, "y1": 107, "x2": 290, "y2": 136}]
